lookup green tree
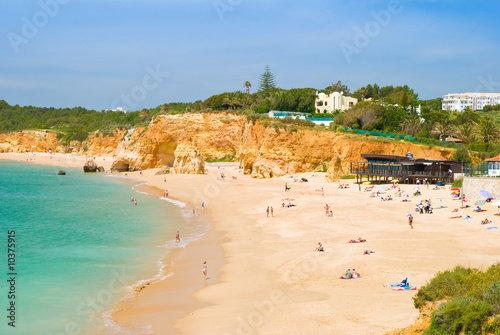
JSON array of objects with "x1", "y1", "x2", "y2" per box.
[
  {"x1": 475, "y1": 118, "x2": 500, "y2": 143},
  {"x1": 322, "y1": 80, "x2": 350, "y2": 95},
  {"x1": 258, "y1": 65, "x2": 276, "y2": 91},
  {"x1": 455, "y1": 123, "x2": 476, "y2": 144},
  {"x1": 399, "y1": 113, "x2": 422, "y2": 137},
  {"x1": 431, "y1": 118, "x2": 455, "y2": 140}
]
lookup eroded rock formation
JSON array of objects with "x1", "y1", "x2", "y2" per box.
[
  {"x1": 83, "y1": 159, "x2": 98, "y2": 172},
  {"x1": 1, "y1": 113, "x2": 455, "y2": 178}
]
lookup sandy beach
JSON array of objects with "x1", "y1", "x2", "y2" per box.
[{"x1": 3, "y1": 153, "x2": 500, "y2": 334}]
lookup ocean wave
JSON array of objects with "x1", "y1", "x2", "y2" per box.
[
  {"x1": 161, "y1": 230, "x2": 207, "y2": 249},
  {"x1": 101, "y1": 309, "x2": 152, "y2": 335},
  {"x1": 159, "y1": 197, "x2": 186, "y2": 208}
]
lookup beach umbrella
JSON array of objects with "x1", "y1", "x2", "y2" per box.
[
  {"x1": 475, "y1": 200, "x2": 486, "y2": 206},
  {"x1": 479, "y1": 190, "x2": 492, "y2": 198},
  {"x1": 362, "y1": 181, "x2": 371, "y2": 185},
  {"x1": 413, "y1": 187, "x2": 420, "y2": 190},
  {"x1": 451, "y1": 188, "x2": 460, "y2": 191},
  {"x1": 392, "y1": 180, "x2": 400, "y2": 183},
  {"x1": 377, "y1": 186, "x2": 387, "y2": 191}
]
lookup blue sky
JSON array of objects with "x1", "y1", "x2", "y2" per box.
[{"x1": 1, "y1": 0, "x2": 499, "y2": 111}]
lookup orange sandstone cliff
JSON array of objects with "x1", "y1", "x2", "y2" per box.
[{"x1": 0, "y1": 113, "x2": 454, "y2": 179}]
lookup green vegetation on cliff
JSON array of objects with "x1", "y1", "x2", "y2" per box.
[{"x1": 413, "y1": 264, "x2": 500, "y2": 334}]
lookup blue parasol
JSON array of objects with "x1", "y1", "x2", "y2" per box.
[{"x1": 479, "y1": 190, "x2": 492, "y2": 198}]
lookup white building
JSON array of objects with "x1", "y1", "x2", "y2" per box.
[
  {"x1": 315, "y1": 92, "x2": 358, "y2": 113},
  {"x1": 486, "y1": 155, "x2": 500, "y2": 177},
  {"x1": 442, "y1": 93, "x2": 500, "y2": 112}
]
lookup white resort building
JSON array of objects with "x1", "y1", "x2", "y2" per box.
[
  {"x1": 486, "y1": 155, "x2": 500, "y2": 177},
  {"x1": 442, "y1": 93, "x2": 500, "y2": 112},
  {"x1": 315, "y1": 92, "x2": 358, "y2": 113}
]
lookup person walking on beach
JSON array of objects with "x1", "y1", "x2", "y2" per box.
[
  {"x1": 134, "y1": 200, "x2": 138, "y2": 206},
  {"x1": 175, "y1": 231, "x2": 180, "y2": 243},
  {"x1": 266, "y1": 206, "x2": 270, "y2": 217},
  {"x1": 321, "y1": 187, "x2": 324, "y2": 197},
  {"x1": 407, "y1": 211, "x2": 413, "y2": 229},
  {"x1": 324, "y1": 204, "x2": 330, "y2": 216},
  {"x1": 202, "y1": 261, "x2": 207, "y2": 280},
  {"x1": 271, "y1": 206, "x2": 274, "y2": 217}
]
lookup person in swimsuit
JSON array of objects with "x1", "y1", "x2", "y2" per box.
[
  {"x1": 175, "y1": 231, "x2": 180, "y2": 242},
  {"x1": 202, "y1": 261, "x2": 207, "y2": 280}
]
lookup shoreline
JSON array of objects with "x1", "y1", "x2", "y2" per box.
[
  {"x1": 3, "y1": 152, "x2": 500, "y2": 334},
  {"x1": 108, "y1": 177, "x2": 224, "y2": 335},
  {"x1": 0, "y1": 153, "x2": 225, "y2": 334}
]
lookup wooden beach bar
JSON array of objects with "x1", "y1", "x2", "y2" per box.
[{"x1": 350, "y1": 152, "x2": 465, "y2": 185}]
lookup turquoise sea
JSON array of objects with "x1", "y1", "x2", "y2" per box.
[{"x1": 0, "y1": 161, "x2": 205, "y2": 335}]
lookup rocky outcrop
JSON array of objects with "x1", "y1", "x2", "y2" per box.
[
  {"x1": 97, "y1": 166, "x2": 105, "y2": 172},
  {"x1": 154, "y1": 166, "x2": 171, "y2": 175},
  {"x1": 1, "y1": 113, "x2": 457, "y2": 178},
  {"x1": 0, "y1": 131, "x2": 64, "y2": 153},
  {"x1": 111, "y1": 160, "x2": 129, "y2": 172},
  {"x1": 83, "y1": 159, "x2": 98, "y2": 172},
  {"x1": 58, "y1": 170, "x2": 66, "y2": 175},
  {"x1": 172, "y1": 138, "x2": 205, "y2": 174}
]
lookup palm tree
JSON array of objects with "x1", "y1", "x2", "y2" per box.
[
  {"x1": 244, "y1": 81, "x2": 251, "y2": 94},
  {"x1": 431, "y1": 119, "x2": 455, "y2": 140},
  {"x1": 454, "y1": 123, "x2": 476, "y2": 144},
  {"x1": 399, "y1": 113, "x2": 422, "y2": 137},
  {"x1": 475, "y1": 118, "x2": 500, "y2": 143}
]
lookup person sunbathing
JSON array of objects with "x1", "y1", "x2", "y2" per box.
[
  {"x1": 449, "y1": 215, "x2": 462, "y2": 219},
  {"x1": 340, "y1": 268, "x2": 352, "y2": 279},
  {"x1": 451, "y1": 208, "x2": 458, "y2": 213},
  {"x1": 348, "y1": 237, "x2": 366, "y2": 243},
  {"x1": 363, "y1": 250, "x2": 374, "y2": 255},
  {"x1": 481, "y1": 219, "x2": 493, "y2": 225}
]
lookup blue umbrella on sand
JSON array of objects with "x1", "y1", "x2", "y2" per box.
[
  {"x1": 480, "y1": 190, "x2": 492, "y2": 198},
  {"x1": 377, "y1": 186, "x2": 387, "y2": 191}
]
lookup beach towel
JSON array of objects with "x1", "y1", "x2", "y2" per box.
[
  {"x1": 348, "y1": 241, "x2": 366, "y2": 243},
  {"x1": 341, "y1": 276, "x2": 362, "y2": 280},
  {"x1": 462, "y1": 217, "x2": 473, "y2": 220},
  {"x1": 392, "y1": 286, "x2": 416, "y2": 291},
  {"x1": 486, "y1": 227, "x2": 499, "y2": 230}
]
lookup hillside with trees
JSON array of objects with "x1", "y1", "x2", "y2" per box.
[{"x1": 1, "y1": 69, "x2": 499, "y2": 160}]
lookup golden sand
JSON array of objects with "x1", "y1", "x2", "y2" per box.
[{"x1": 2, "y1": 153, "x2": 499, "y2": 334}]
